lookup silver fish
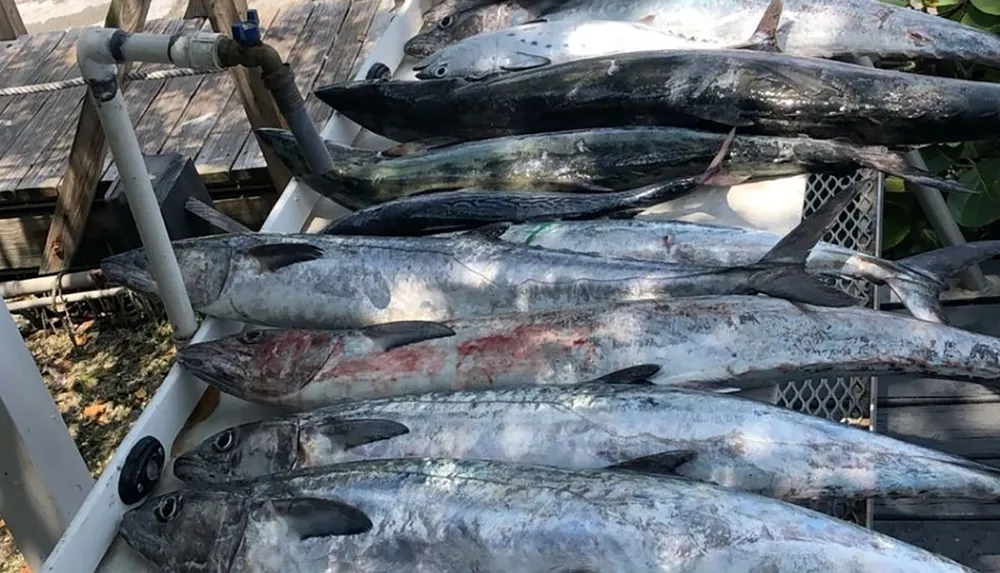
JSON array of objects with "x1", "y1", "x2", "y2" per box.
[
  {"x1": 99, "y1": 185, "x2": 857, "y2": 330},
  {"x1": 412, "y1": 0, "x2": 781, "y2": 80},
  {"x1": 172, "y1": 382, "x2": 1000, "y2": 506},
  {"x1": 489, "y1": 218, "x2": 1000, "y2": 323},
  {"x1": 121, "y1": 458, "x2": 974, "y2": 573},
  {"x1": 174, "y1": 294, "x2": 1000, "y2": 411}
]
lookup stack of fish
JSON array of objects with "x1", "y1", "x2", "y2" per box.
[{"x1": 102, "y1": 0, "x2": 1000, "y2": 570}]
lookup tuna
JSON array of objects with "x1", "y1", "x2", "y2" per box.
[
  {"x1": 120, "y1": 458, "x2": 974, "y2": 573},
  {"x1": 404, "y1": 0, "x2": 544, "y2": 58},
  {"x1": 99, "y1": 183, "x2": 858, "y2": 330},
  {"x1": 313, "y1": 49, "x2": 1000, "y2": 146},
  {"x1": 174, "y1": 294, "x2": 1000, "y2": 411},
  {"x1": 403, "y1": 0, "x2": 1000, "y2": 70},
  {"x1": 488, "y1": 218, "x2": 1000, "y2": 323},
  {"x1": 256, "y1": 125, "x2": 970, "y2": 204},
  {"x1": 411, "y1": 0, "x2": 783, "y2": 80},
  {"x1": 172, "y1": 382, "x2": 1000, "y2": 506}
]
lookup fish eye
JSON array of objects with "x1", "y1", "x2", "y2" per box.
[
  {"x1": 239, "y1": 330, "x2": 267, "y2": 344},
  {"x1": 213, "y1": 430, "x2": 236, "y2": 453},
  {"x1": 434, "y1": 64, "x2": 448, "y2": 77},
  {"x1": 154, "y1": 495, "x2": 180, "y2": 523},
  {"x1": 438, "y1": 14, "x2": 454, "y2": 28}
]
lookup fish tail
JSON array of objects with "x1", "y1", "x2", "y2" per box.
[
  {"x1": 747, "y1": 181, "x2": 863, "y2": 307},
  {"x1": 885, "y1": 241, "x2": 1000, "y2": 323},
  {"x1": 851, "y1": 146, "x2": 974, "y2": 194}
]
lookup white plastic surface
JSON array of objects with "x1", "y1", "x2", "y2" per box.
[{"x1": 40, "y1": 1, "x2": 806, "y2": 569}]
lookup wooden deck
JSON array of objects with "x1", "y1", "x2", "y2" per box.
[
  {"x1": 873, "y1": 300, "x2": 1000, "y2": 572},
  {"x1": 0, "y1": 0, "x2": 395, "y2": 274}
]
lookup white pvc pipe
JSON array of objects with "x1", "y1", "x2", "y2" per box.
[
  {"x1": 75, "y1": 28, "x2": 225, "y2": 343},
  {"x1": 0, "y1": 270, "x2": 102, "y2": 299},
  {"x1": 5, "y1": 287, "x2": 127, "y2": 312}
]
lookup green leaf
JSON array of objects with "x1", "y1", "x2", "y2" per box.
[
  {"x1": 962, "y1": 3, "x2": 1000, "y2": 27},
  {"x1": 972, "y1": 0, "x2": 1000, "y2": 15},
  {"x1": 881, "y1": 214, "x2": 913, "y2": 251},
  {"x1": 920, "y1": 145, "x2": 956, "y2": 174},
  {"x1": 930, "y1": 0, "x2": 963, "y2": 6},
  {"x1": 884, "y1": 176, "x2": 907, "y2": 193},
  {"x1": 881, "y1": 193, "x2": 915, "y2": 251},
  {"x1": 947, "y1": 157, "x2": 1000, "y2": 228}
]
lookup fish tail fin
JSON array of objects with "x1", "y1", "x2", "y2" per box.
[
  {"x1": 730, "y1": 0, "x2": 784, "y2": 52},
  {"x1": 747, "y1": 182, "x2": 863, "y2": 307},
  {"x1": 851, "y1": 146, "x2": 976, "y2": 194},
  {"x1": 884, "y1": 241, "x2": 1000, "y2": 322}
]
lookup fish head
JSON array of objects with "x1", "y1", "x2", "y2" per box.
[
  {"x1": 313, "y1": 78, "x2": 458, "y2": 140},
  {"x1": 120, "y1": 489, "x2": 249, "y2": 572},
  {"x1": 176, "y1": 328, "x2": 342, "y2": 404},
  {"x1": 404, "y1": 4, "x2": 508, "y2": 58},
  {"x1": 173, "y1": 419, "x2": 300, "y2": 485},
  {"x1": 100, "y1": 239, "x2": 233, "y2": 310},
  {"x1": 255, "y1": 127, "x2": 378, "y2": 176}
]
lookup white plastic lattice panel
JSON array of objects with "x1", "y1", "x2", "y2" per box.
[{"x1": 775, "y1": 169, "x2": 883, "y2": 526}]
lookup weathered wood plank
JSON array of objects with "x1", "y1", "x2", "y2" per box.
[
  {"x1": 191, "y1": 5, "x2": 289, "y2": 180},
  {"x1": 0, "y1": 0, "x2": 25, "y2": 41},
  {"x1": 157, "y1": 70, "x2": 234, "y2": 161},
  {"x1": 230, "y1": 2, "x2": 324, "y2": 171},
  {"x1": 0, "y1": 38, "x2": 28, "y2": 80},
  {"x1": 102, "y1": 18, "x2": 212, "y2": 183},
  {"x1": 0, "y1": 29, "x2": 84, "y2": 194},
  {"x1": 303, "y1": 0, "x2": 384, "y2": 128},
  {"x1": 36, "y1": 0, "x2": 154, "y2": 273},
  {"x1": 194, "y1": 0, "x2": 291, "y2": 188},
  {"x1": 0, "y1": 193, "x2": 275, "y2": 270},
  {"x1": 874, "y1": 520, "x2": 1000, "y2": 572},
  {"x1": 18, "y1": 17, "x2": 177, "y2": 191}
]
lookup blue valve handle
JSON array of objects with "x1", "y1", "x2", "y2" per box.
[{"x1": 231, "y1": 8, "x2": 262, "y2": 46}]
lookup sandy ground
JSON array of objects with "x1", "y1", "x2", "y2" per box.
[{"x1": 17, "y1": 0, "x2": 187, "y2": 34}]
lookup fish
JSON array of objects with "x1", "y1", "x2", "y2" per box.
[
  {"x1": 489, "y1": 218, "x2": 1000, "y2": 323},
  {"x1": 321, "y1": 130, "x2": 735, "y2": 236},
  {"x1": 99, "y1": 183, "x2": 858, "y2": 330},
  {"x1": 404, "y1": 0, "x2": 546, "y2": 58},
  {"x1": 313, "y1": 48, "x2": 1000, "y2": 146},
  {"x1": 120, "y1": 458, "x2": 974, "y2": 573},
  {"x1": 411, "y1": 0, "x2": 783, "y2": 80},
  {"x1": 405, "y1": 0, "x2": 1000, "y2": 69},
  {"x1": 171, "y1": 381, "x2": 1000, "y2": 506},
  {"x1": 173, "y1": 293, "x2": 1000, "y2": 411},
  {"x1": 255, "y1": 125, "x2": 971, "y2": 204}
]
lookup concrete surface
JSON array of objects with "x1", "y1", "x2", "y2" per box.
[{"x1": 17, "y1": 0, "x2": 186, "y2": 34}]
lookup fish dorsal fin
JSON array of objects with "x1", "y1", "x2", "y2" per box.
[
  {"x1": 380, "y1": 137, "x2": 461, "y2": 157},
  {"x1": 759, "y1": 181, "x2": 861, "y2": 265},
  {"x1": 729, "y1": 0, "x2": 784, "y2": 52},
  {"x1": 361, "y1": 321, "x2": 456, "y2": 351},
  {"x1": 637, "y1": 14, "x2": 655, "y2": 25},
  {"x1": 304, "y1": 418, "x2": 411, "y2": 450},
  {"x1": 247, "y1": 243, "x2": 325, "y2": 272},
  {"x1": 585, "y1": 364, "x2": 661, "y2": 385},
  {"x1": 606, "y1": 450, "x2": 698, "y2": 473},
  {"x1": 254, "y1": 497, "x2": 373, "y2": 539},
  {"x1": 520, "y1": 17, "x2": 549, "y2": 24},
  {"x1": 501, "y1": 52, "x2": 552, "y2": 72}
]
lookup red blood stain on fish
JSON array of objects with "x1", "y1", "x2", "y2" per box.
[
  {"x1": 455, "y1": 323, "x2": 597, "y2": 380},
  {"x1": 322, "y1": 344, "x2": 448, "y2": 397},
  {"x1": 258, "y1": 331, "x2": 341, "y2": 395},
  {"x1": 907, "y1": 30, "x2": 932, "y2": 46}
]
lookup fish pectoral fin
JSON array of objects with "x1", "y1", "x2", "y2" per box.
[
  {"x1": 247, "y1": 243, "x2": 325, "y2": 272},
  {"x1": 318, "y1": 418, "x2": 411, "y2": 449},
  {"x1": 361, "y1": 320, "x2": 456, "y2": 350},
  {"x1": 501, "y1": 52, "x2": 553, "y2": 72},
  {"x1": 636, "y1": 14, "x2": 656, "y2": 25},
  {"x1": 728, "y1": 0, "x2": 784, "y2": 52},
  {"x1": 689, "y1": 106, "x2": 755, "y2": 128},
  {"x1": 606, "y1": 450, "x2": 698, "y2": 474},
  {"x1": 256, "y1": 497, "x2": 373, "y2": 539},
  {"x1": 380, "y1": 137, "x2": 461, "y2": 157},
  {"x1": 583, "y1": 364, "x2": 661, "y2": 385}
]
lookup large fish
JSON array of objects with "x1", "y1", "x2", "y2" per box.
[
  {"x1": 487, "y1": 218, "x2": 1000, "y2": 323},
  {"x1": 172, "y1": 382, "x2": 1000, "y2": 506},
  {"x1": 321, "y1": 130, "x2": 734, "y2": 235},
  {"x1": 411, "y1": 0, "x2": 783, "y2": 80},
  {"x1": 256, "y1": 125, "x2": 970, "y2": 205},
  {"x1": 404, "y1": 0, "x2": 545, "y2": 58},
  {"x1": 313, "y1": 49, "x2": 1000, "y2": 146},
  {"x1": 99, "y1": 184, "x2": 857, "y2": 330},
  {"x1": 174, "y1": 294, "x2": 1000, "y2": 411},
  {"x1": 120, "y1": 458, "x2": 973, "y2": 573},
  {"x1": 404, "y1": 0, "x2": 1000, "y2": 70}
]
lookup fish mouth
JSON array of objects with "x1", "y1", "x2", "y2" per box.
[
  {"x1": 100, "y1": 249, "x2": 158, "y2": 295},
  {"x1": 176, "y1": 345, "x2": 248, "y2": 400},
  {"x1": 172, "y1": 455, "x2": 227, "y2": 486},
  {"x1": 404, "y1": 34, "x2": 439, "y2": 59}
]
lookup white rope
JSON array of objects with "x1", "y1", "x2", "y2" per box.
[{"x1": 0, "y1": 67, "x2": 216, "y2": 97}]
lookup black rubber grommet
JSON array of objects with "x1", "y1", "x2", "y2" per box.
[
  {"x1": 366, "y1": 62, "x2": 392, "y2": 81},
  {"x1": 118, "y1": 435, "x2": 165, "y2": 505}
]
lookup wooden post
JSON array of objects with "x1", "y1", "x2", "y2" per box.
[
  {"x1": 0, "y1": 0, "x2": 26, "y2": 41},
  {"x1": 190, "y1": 0, "x2": 292, "y2": 190},
  {"x1": 38, "y1": 0, "x2": 152, "y2": 274}
]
